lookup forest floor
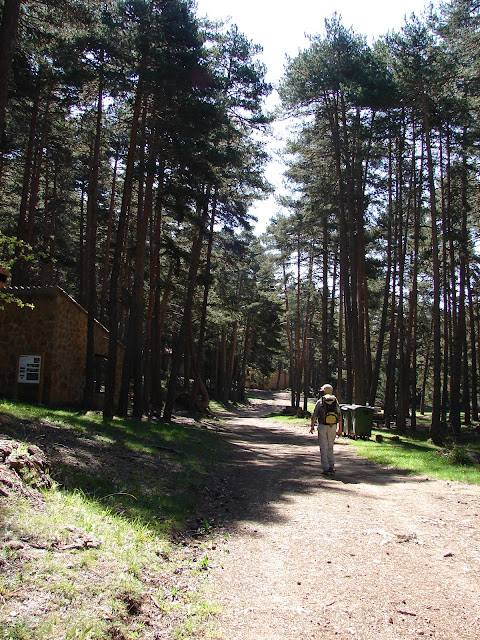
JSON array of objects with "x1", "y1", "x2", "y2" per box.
[{"x1": 201, "y1": 390, "x2": 480, "y2": 640}]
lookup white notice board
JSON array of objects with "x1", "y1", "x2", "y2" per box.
[{"x1": 18, "y1": 355, "x2": 42, "y2": 384}]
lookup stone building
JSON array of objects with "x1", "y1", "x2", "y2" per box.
[{"x1": 0, "y1": 286, "x2": 124, "y2": 408}]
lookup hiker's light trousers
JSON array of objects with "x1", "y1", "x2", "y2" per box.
[{"x1": 317, "y1": 424, "x2": 336, "y2": 470}]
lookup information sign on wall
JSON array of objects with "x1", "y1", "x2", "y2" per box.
[{"x1": 18, "y1": 355, "x2": 42, "y2": 384}]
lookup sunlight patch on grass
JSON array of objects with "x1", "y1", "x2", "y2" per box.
[
  {"x1": 0, "y1": 485, "x2": 205, "y2": 639},
  {"x1": 349, "y1": 430, "x2": 480, "y2": 484},
  {"x1": 0, "y1": 400, "x2": 226, "y2": 639},
  {"x1": 208, "y1": 399, "x2": 230, "y2": 415}
]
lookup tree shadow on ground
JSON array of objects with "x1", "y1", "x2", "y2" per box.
[
  {"x1": 196, "y1": 393, "x2": 422, "y2": 529},
  {"x1": 0, "y1": 391, "x2": 424, "y2": 536},
  {"x1": 0, "y1": 409, "x2": 223, "y2": 533}
]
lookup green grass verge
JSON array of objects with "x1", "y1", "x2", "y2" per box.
[
  {"x1": 264, "y1": 402, "x2": 316, "y2": 422},
  {"x1": 266, "y1": 414, "x2": 308, "y2": 424},
  {"x1": 350, "y1": 428, "x2": 480, "y2": 484},
  {"x1": 0, "y1": 399, "x2": 223, "y2": 532},
  {"x1": 0, "y1": 400, "x2": 225, "y2": 640}
]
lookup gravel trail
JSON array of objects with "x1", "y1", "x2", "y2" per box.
[{"x1": 205, "y1": 391, "x2": 480, "y2": 640}]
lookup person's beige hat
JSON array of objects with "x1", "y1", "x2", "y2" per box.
[{"x1": 320, "y1": 383, "x2": 333, "y2": 395}]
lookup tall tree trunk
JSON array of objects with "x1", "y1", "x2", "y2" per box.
[
  {"x1": 163, "y1": 189, "x2": 210, "y2": 421},
  {"x1": 47, "y1": 161, "x2": 58, "y2": 286},
  {"x1": 406, "y1": 119, "x2": 421, "y2": 431},
  {"x1": 103, "y1": 61, "x2": 145, "y2": 419},
  {"x1": 294, "y1": 235, "x2": 302, "y2": 408},
  {"x1": 467, "y1": 264, "x2": 478, "y2": 421},
  {"x1": 324, "y1": 90, "x2": 353, "y2": 402},
  {"x1": 340, "y1": 98, "x2": 363, "y2": 403},
  {"x1": 118, "y1": 103, "x2": 150, "y2": 416},
  {"x1": 78, "y1": 177, "x2": 87, "y2": 305},
  {"x1": 236, "y1": 322, "x2": 255, "y2": 403},
  {"x1": 188, "y1": 312, "x2": 210, "y2": 411},
  {"x1": 19, "y1": 94, "x2": 50, "y2": 285},
  {"x1": 131, "y1": 117, "x2": 159, "y2": 416},
  {"x1": 423, "y1": 99, "x2": 443, "y2": 445},
  {"x1": 420, "y1": 343, "x2": 430, "y2": 416},
  {"x1": 301, "y1": 251, "x2": 314, "y2": 409},
  {"x1": 192, "y1": 192, "x2": 217, "y2": 411},
  {"x1": 40, "y1": 148, "x2": 50, "y2": 287},
  {"x1": 357, "y1": 111, "x2": 376, "y2": 396},
  {"x1": 99, "y1": 145, "x2": 119, "y2": 326},
  {"x1": 337, "y1": 271, "x2": 343, "y2": 404},
  {"x1": 459, "y1": 146, "x2": 470, "y2": 426},
  {"x1": 143, "y1": 160, "x2": 165, "y2": 412},
  {"x1": 321, "y1": 212, "x2": 329, "y2": 385},
  {"x1": 395, "y1": 115, "x2": 409, "y2": 434},
  {"x1": 303, "y1": 321, "x2": 310, "y2": 411},
  {"x1": 384, "y1": 253, "x2": 398, "y2": 430},
  {"x1": 83, "y1": 61, "x2": 103, "y2": 409},
  {"x1": 220, "y1": 326, "x2": 227, "y2": 401},
  {"x1": 384, "y1": 131, "x2": 398, "y2": 429},
  {"x1": 224, "y1": 320, "x2": 238, "y2": 404},
  {"x1": 150, "y1": 259, "x2": 174, "y2": 407},
  {"x1": 369, "y1": 133, "x2": 393, "y2": 405},
  {"x1": 11, "y1": 89, "x2": 39, "y2": 286},
  {"x1": 0, "y1": 0, "x2": 21, "y2": 140},
  {"x1": 281, "y1": 259, "x2": 295, "y2": 406}
]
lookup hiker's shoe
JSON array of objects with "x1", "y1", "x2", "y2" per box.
[
  {"x1": 329, "y1": 467, "x2": 336, "y2": 473},
  {"x1": 323, "y1": 468, "x2": 334, "y2": 475}
]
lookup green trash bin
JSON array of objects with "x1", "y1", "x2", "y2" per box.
[
  {"x1": 352, "y1": 405, "x2": 374, "y2": 439},
  {"x1": 340, "y1": 404, "x2": 355, "y2": 437}
]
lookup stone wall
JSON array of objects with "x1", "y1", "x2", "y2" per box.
[{"x1": 0, "y1": 287, "x2": 123, "y2": 407}]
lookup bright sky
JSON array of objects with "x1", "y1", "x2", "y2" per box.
[{"x1": 195, "y1": 0, "x2": 438, "y2": 234}]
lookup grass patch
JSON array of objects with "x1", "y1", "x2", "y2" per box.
[
  {"x1": 267, "y1": 413, "x2": 308, "y2": 424},
  {"x1": 207, "y1": 399, "x2": 229, "y2": 415},
  {"x1": 0, "y1": 399, "x2": 223, "y2": 533},
  {"x1": 1, "y1": 489, "x2": 178, "y2": 639},
  {"x1": 0, "y1": 399, "x2": 227, "y2": 639},
  {"x1": 349, "y1": 427, "x2": 480, "y2": 484}
]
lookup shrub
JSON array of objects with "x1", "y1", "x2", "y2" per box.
[{"x1": 449, "y1": 445, "x2": 474, "y2": 466}]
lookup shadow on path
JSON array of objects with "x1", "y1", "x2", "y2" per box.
[{"x1": 200, "y1": 390, "x2": 422, "y2": 529}]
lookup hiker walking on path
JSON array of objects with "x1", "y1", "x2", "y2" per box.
[{"x1": 310, "y1": 383, "x2": 341, "y2": 474}]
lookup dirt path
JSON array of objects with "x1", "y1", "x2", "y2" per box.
[{"x1": 204, "y1": 391, "x2": 480, "y2": 640}]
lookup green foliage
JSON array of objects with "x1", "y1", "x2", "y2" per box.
[
  {"x1": 1, "y1": 621, "x2": 33, "y2": 640},
  {"x1": 0, "y1": 233, "x2": 34, "y2": 310},
  {"x1": 0, "y1": 0, "x2": 275, "y2": 420},
  {"x1": 448, "y1": 445, "x2": 474, "y2": 466},
  {"x1": 209, "y1": 228, "x2": 283, "y2": 400},
  {"x1": 276, "y1": 3, "x2": 480, "y2": 422}
]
